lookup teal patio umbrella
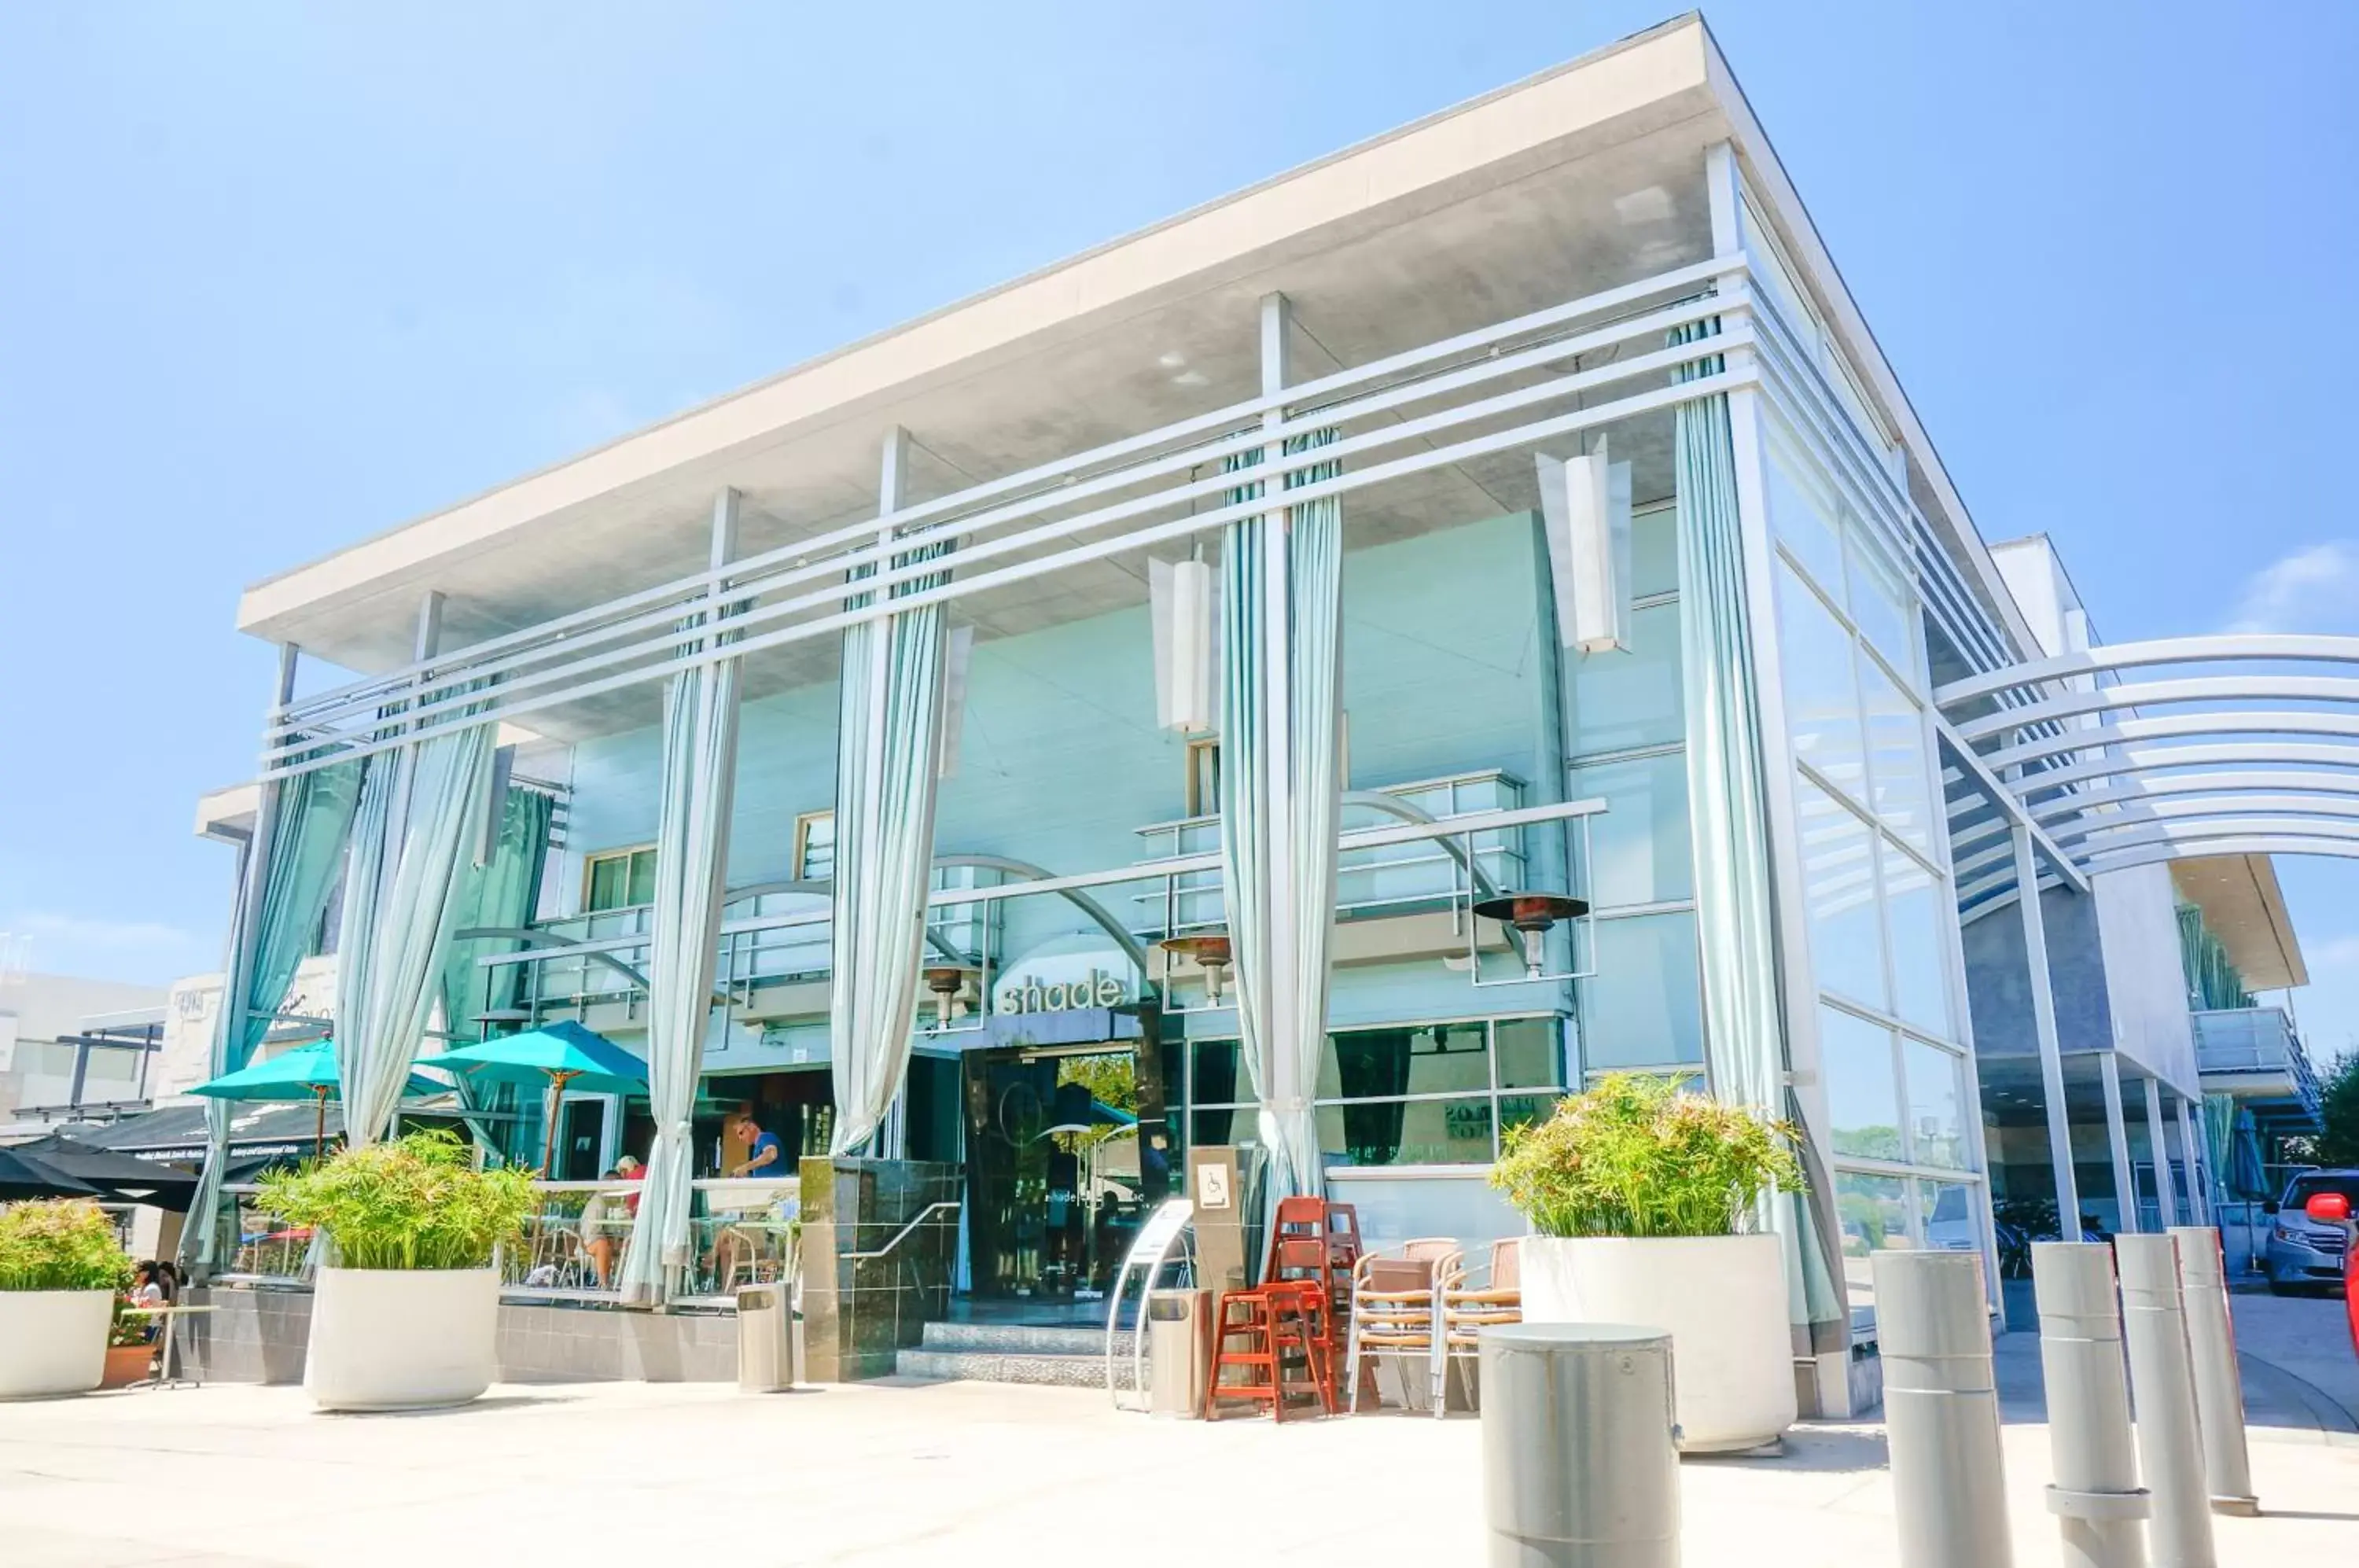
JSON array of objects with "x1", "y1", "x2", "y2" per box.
[
  {"x1": 190, "y1": 1040, "x2": 448, "y2": 1158},
  {"x1": 418, "y1": 1021, "x2": 649, "y2": 1175}
]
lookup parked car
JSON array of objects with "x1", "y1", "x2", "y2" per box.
[{"x1": 2264, "y1": 1169, "x2": 2359, "y2": 1295}]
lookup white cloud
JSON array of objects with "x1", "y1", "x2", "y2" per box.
[{"x1": 2223, "y1": 541, "x2": 2359, "y2": 634}]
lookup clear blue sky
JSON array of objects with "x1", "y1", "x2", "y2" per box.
[{"x1": 2, "y1": 4, "x2": 2354, "y2": 1056}]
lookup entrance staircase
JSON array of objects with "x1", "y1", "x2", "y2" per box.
[{"x1": 896, "y1": 1319, "x2": 1139, "y2": 1389}]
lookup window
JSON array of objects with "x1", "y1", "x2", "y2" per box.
[
  {"x1": 1181, "y1": 1017, "x2": 1566, "y2": 1168},
  {"x1": 583, "y1": 845, "x2": 657, "y2": 912},
  {"x1": 793, "y1": 811, "x2": 835, "y2": 882},
  {"x1": 1819, "y1": 1004, "x2": 1901, "y2": 1162},
  {"x1": 1184, "y1": 738, "x2": 1221, "y2": 819}
]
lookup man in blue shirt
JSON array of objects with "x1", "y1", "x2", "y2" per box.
[{"x1": 735, "y1": 1112, "x2": 788, "y2": 1182}]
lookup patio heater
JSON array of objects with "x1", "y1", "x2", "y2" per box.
[
  {"x1": 1157, "y1": 932, "x2": 1231, "y2": 1008},
  {"x1": 921, "y1": 963, "x2": 982, "y2": 1031},
  {"x1": 1470, "y1": 892, "x2": 1590, "y2": 982}
]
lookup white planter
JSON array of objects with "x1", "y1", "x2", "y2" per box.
[
  {"x1": 306, "y1": 1266, "x2": 499, "y2": 1412},
  {"x1": 1520, "y1": 1233, "x2": 1796, "y2": 1452},
  {"x1": 0, "y1": 1290, "x2": 112, "y2": 1399}
]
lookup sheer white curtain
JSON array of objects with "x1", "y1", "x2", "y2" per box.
[
  {"x1": 1219, "y1": 431, "x2": 1345, "y2": 1217},
  {"x1": 828, "y1": 542, "x2": 952, "y2": 1154},
  {"x1": 334, "y1": 722, "x2": 498, "y2": 1147},
  {"x1": 619, "y1": 652, "x2": 741, "y2": 1302}
]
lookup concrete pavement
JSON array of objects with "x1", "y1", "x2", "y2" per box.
[{"x1": 2, "y1": 1301, "x2": 2353, "y2": 1567}]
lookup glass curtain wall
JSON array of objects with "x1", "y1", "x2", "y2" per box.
[
  {"x1": 1563, "y1": 501, "x2": 1704, "y2": 1075},
  {"x1": 1183, "y1": 1015, "x2": 1567, "y2": 1167},
  {"x1": 1763, "y1": 414, "x2": 1979, "y2": 1308}
]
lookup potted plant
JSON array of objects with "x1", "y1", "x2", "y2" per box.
[
  {"x1": 103, "y1": 1304, "x2": 158, "y2": 1389},
  {"x1": 0, "y1": 1199, "x2": 134, "y2": 1398},
  {"x1": 1490, "y1": 1073, "x2": 1804, "y2": 1452},
  {"x1": 256, "y1": 1130, "x2": 536, "y2": 1412}
]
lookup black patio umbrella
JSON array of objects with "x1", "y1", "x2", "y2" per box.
[
  {"x1": 10, "y1": 1135, "x2": 199, "y2": 1213},
  {"x1": 0, "y1": 1144, "x2": 102, "y2": 1202}
]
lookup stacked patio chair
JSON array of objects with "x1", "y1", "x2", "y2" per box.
[
  {"x1": 1433, "y1": 1236, "x2": 1522, "y2": 1415},
  {"x1": 1343, "y1": 1239, "x2": 1460, "y2": 1414}
]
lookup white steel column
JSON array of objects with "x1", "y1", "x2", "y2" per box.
[
  {"x1": 2177, "y1": 1095, "x2": 2210, "y2": 1224},
  {"x1": 2144, "y1": 1073, "x2": 2180, "y2": 1228},
  {"x1": 2100, "y1": 1051, "x2": 2140, "y2": 1233},
  {"x1": 2012, "y1": 823, "x2": 2081, "y2": 1235},
  {"x1": 1256, "y1": 293, "x2": 1301, "y2": 1113}
]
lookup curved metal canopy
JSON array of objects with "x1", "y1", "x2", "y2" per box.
[{"x1": 1934, "y1": 635, "x2": 2359, "y2": 900}]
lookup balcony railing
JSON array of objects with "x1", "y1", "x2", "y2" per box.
[
  {"x1": 1130, "y1": 769, "x2": 1528, "y2": 936},
  {"x1": 210, "y1": 1179, "x2": 799, "y2": 1301},
  {"x1": 2192, "y1": 1007, "x2": 2324, "y2": 1117},
  {"x1": 504, "y1": 1176, "x2": 799, "y2": 1304}
]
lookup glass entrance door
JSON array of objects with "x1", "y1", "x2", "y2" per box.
[{"x1": 962, "y1": 1045, "x2": 1154, "y2": 1303}]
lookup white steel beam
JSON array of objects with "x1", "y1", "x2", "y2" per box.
[
  {"x1": 2014, "y1": 823, "x2": 2081, "y2": 1236},
  {"x1": 2144, "y1": 1073, "x2": 2179, "y2": 1228},
  {"x1": 2100, "y1": 1052, "x2": 2139, "y2": 1234}
]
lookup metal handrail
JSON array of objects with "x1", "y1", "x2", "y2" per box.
[{"x1": 841, "y1": 1200, "x2": 961, "y2": 1262}]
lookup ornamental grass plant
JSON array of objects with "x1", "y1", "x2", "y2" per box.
[
  {"x1": 255, "y1": 1130, "x2": 538, "y2": 1271},
  {"x1": 0, "y1": 1199, "x2": 134, "y2": 1292},
  {"x1": 1490, "y1": 1072, "x2": 1803, "y2": 1239}
]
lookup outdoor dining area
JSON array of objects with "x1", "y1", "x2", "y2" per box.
[
  {"x1": 183, "y1": 1019, "x2": 804, "y2": 1304},
  {"x1": 1197, "y1": 1196, "x2": 1521, "y2": 1422}
]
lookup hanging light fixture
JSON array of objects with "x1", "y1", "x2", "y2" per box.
[{"x1": 1470, "y1": 892, "x2": 1591, "y2": 982}]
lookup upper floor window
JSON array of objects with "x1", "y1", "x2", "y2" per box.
[
  {"x1": 793, "y1": 811, "x2": 836, "y2": 882},
  {"x1": 1183, "y1": 738, "x2": 1221, "y2": 819},
  {"x1": 583, "y1": 845, "x2": 657, "y2": 912}
]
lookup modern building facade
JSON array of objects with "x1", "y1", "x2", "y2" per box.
[{"x1": 182, "y1": 17, "x2": 2341, "y2": 1407}]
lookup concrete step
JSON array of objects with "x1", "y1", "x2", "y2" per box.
[
  {"x1": 918, "y1": 1320, "x2": 1135, "y2": 1358},
  {"x1": 896, "y1": 1345, "x2": 1139, "y2": 1389}
]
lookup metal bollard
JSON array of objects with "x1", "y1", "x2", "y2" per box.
[
  {"x1": 1480, "y1": 1323, "x2": 1679, "y2": 1568},
  {"x1": 2167, "y1": 1227, "x2": 2258, "y2": 1516},
  {"x1": 2031, "y1": 1242, "x2": 2149, "y2": 1568},
  {"x1": 1871, "y1": 1250, "x2": 2015, "y2": 1568},
  {"x1": 2115, "y1": 1235, "x2": 2217, "y2": 1568}
]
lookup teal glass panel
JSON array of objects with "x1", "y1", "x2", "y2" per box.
[
  {"x1": 1776, "y1": 561, "x2": 1866, "y2": 801},
  {"x1": 1820, "y1": 1003, "x2": 1903, "y2": 1163},
  {"x1": 1796, "y1": 775, "x2": 1887, "y2": 1010},
  {"x1": 1836, "y1": 1170, "x2": 1911, "y2": 1310},
  {"x1": 1766, "y1": 437, "x2": 1846, "y2": 599},
  {"x1": 1316, "y1": 1097, "x2": 1496, "y2": 1166},
  {"x1": 1577, "y1": 912, "x2": 1702, "y2": 1068},
  {"x1": 1315, "y1": 1023, "x2": 1491, "y2": 1102},
  {"x1": 1881, "y1": 841, "x2": 1955, "y2": 1039},
  {"x1": 1904, "y1": 1038, "x2": 1968, "y2": 1170},
  {"x1": 1566, "y1": 600, "x2": 1684, "y2": 755},
  {"x1": 1568, "y1": 752, "x2": 1693, "y2": 907},
  {"x1": 1629, "y1": 503, "x2": 1680, "y2": 599},
  {"x1": 1499, "y1": 1093, "x2": 1560, "y2": 1145},
  {"x1": 1858, "y1": 650, "x2": 1934, "y2": 854},
  {"x1": 1846, "y1": 528, "x2": 1918, "y2": 686},
  {"x1": 1916, "y1": 1179, "x2": 1981, "y2": 1253},
  {"x1": 1494, "y1": 1016, "x2": 1566, "y2": 1091}
]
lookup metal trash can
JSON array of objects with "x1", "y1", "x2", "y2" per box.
[
  {"x1": 1145, "y1": 1287, "x2": 1211, "y2": 1417},
  {"x1": 737, "y1": 1283, "x2": 797, "y2": 1393},
  {"x1": 1480, "y1": 1323, "x2": 1679, "y2": 1568}
]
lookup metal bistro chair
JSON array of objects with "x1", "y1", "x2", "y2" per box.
[
  {"x1": 1344, "y1": 1239, "x2": 1460, "y2": 1415},
  {"x1": 1434, "y1": 1236, "x2": 1522, "y2": 1415}
]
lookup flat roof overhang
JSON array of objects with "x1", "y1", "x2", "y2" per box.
[{"x1": 235, "y1": 15, "x2": 2033, "y2": 698}]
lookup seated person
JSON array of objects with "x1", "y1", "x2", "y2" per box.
[{"x1": 579, "y1": 1157, "x2": 642, "y2": 1289}]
